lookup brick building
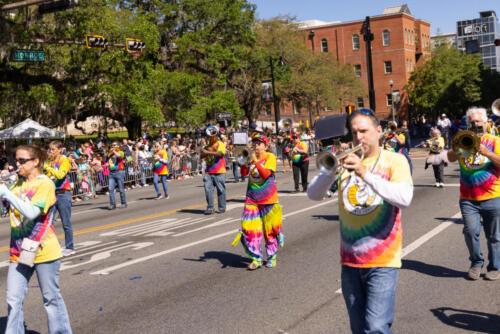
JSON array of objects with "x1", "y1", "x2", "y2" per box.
[{"x1": 257, "y1": 5, "x2": 431, "y2": 128}]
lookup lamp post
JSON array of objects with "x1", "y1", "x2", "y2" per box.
[
  {"x1": 389, "y1": 79, "x2": 395, "y2": 122},
  {"x1": 270, "y1": 56, "x2": 286, "y2": 135}
]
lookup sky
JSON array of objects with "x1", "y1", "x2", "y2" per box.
[{"x1": 249, "y1": 0, "x2": 499, "y2": 35}]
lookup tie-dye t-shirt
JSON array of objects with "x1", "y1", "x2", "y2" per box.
[
  {"x1": 153, "y1": 150, "x2": 169, "y2": 175},
  {"x1": 383, "y1": 133, "x2": 405, "y2": 153},
  {"x1": 338, "y1": 149, "x2": 412, "y2": 268},
  {"x1": 108, "y1": 150, "x2": 125, "y2": 171},
  {"x1": 205, "y1": 141, "x2": 226, "y2": 174},
  {"x1": 9, "y1": 174, "x2": 62, "y2": 263},
  {"x1": 246, "y1": 152, "x2": 278, "y2": 205},
  {"x1": 45, "y1": 155, "x2": 71, "y2": 191},
  {"x1": 291, "y1": 141, "x2": 309, "y2": 163},
  {"x1": 459, "y1": 133, "x2": 500, "y2": 201}
]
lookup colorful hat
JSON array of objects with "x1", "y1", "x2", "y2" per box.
[{"x1": 251, "y1": 133, "x2": 269, "y2": 145}]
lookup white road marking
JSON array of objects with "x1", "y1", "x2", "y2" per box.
[
  {"x1": 90, "y1": 199, "x2": 338, "y2": 275},
  {"x1": 415, "y1": 183, "x2": 460, "y2": 187},
  {"x1": 225, "y1": 203, "x2": 244, "y2": 211},
  {"x1": 335, "y1": 212, "x2": 462, "y2": 294},
  {"x1": 173, "y1": 218, "x2": 235, "y2": 237},
  {"x1": 61, "y1": 242, "x2": 153, "y2": 271}
]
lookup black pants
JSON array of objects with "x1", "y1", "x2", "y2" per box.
[
  {"x1": 292, "y1": 160, "x2": 309, "y2": 191},
  {"x1": 432, "y1": 162, "x2": 444, "y2": 183}
]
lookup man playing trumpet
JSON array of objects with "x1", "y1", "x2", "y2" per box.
[
  {"x1": 308, "y1": 109, "x2": 413, "y2": 333},
  {"x1": 447, "y1": 107, "x2": 500, "y2": 281}
]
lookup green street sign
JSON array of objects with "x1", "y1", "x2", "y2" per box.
[{"x1": 11, "y1": 50, "x2": 45, "y2": 62}]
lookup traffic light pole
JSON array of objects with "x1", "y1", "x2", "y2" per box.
[{"x1": 362, "y1": 16, "x2": 376, "y2": 112}]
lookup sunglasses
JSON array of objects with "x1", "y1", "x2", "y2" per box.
[
  {"x1": 350, "y1": 108, "x2": 375, "y2": 118},
  {"x1": 15, "y1": 158, "x2": 35, "y2": 165}
]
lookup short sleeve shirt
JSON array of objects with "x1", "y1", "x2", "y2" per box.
[
  {"x1": 246, "y1": 152, "x2": 278, "y2": 205},
  {"x1": 206, "y1": 141, "x2": 226, "y2": 174}
]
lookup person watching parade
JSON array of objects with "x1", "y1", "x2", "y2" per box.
[
  {"x1": 107, "y1": 141, "x2": 127, "y2": 210},
  {"x1": 201, "y1": 126, "x2": 227, "y2": 215},
  {"x1": 1, "y1": 145, "x2": 72, "y2": 333},
  {"x1": 234, "y1": 133, "x2": 283, "y2": 270},
  {"x1": 45, "y1": 141, "x2": 75, "y2": 256},
  {"x1": 383, "y1": 120, "x2": 413, "y2": 174},
  {"x1": 152, "y1": 142, "x2": 169, "y2": 200},
  {"x1": 308, "y1": 108, "x2": 413, "y2": 333},
  {"x1": 447, "y1": 107, "x2": 500, "y2": 281},
  {"x1": 291, "y1": 133, "x2": 309, "y2": 192}
]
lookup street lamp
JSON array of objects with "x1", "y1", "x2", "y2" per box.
[
  {"x1": 389, "y1": 79, "x2": 395, "y2": 122},
  {"x1": 270, "y1": 56, "x2": 286, "y2": 135}
]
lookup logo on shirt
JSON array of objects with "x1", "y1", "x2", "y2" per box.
[
  {"x1": 463, "y1": 153, "x2": 489, "y2": 170},
  {"x1": 341, "y1": 176, "x2": 381, "y2": 216},
  {"x1": 384, "y1": 137, "x2": 398, "y2": 151}
]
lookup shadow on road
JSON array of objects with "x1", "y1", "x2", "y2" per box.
[
  {"x1": 0, "y1": 317, "x2": 41, "y2": 334},
  {"x1": 430, "y1": 307, "x2": 500, "y2": 333},
  {"x1": 184, "y1": 251, "x2": 250, "y2": 269},
  {"x1": 435, "y1": 217, "x2": 462, "y2": 224},
  {"x1": 402, "y1": 259, "x2": 465, "y2": 278},
  {"x1": 178, "y1": 209, "x2": 206, "y2": 215},
  {"x1": 311, "y1": 215, "x2": 339, "y2": 221}
]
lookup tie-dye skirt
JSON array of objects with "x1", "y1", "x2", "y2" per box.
[{"x1": 240, "y1": 202, "x2": 283, "y2": 261}]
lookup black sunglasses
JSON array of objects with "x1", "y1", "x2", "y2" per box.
[{"x1": 15, "y1": 158, "x2": 35, "y2": 165}]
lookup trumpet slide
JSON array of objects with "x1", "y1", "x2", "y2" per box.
[{"x1": 316, "y1": 143, "x2": 364, "y2": 174}]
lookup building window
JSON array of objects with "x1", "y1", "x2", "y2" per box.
[
  {"x1": 265, "y1": 105, "x2": 271, "y2": 116},
  {"x1": 356, "y1": 97, "x2": 364, "y2": 108},
  {"x1": 352, "y1": 34, "x2": 360, "y2": 50},
  {"x1": 321, "y1": 38, "x2": 328, "y2": 52},
  {"x1": 293, "y1": 103, "x2": 300, "y2": 115},
  {"x1": 383, "y1": 30, "x2": 390, "y2": 46},
  {"x1": 410, "y1": 30, "x2": 414, "y2": 45},
  {"x1": 354, "y1": 64, "x2": 362, "y2": 77},
  {"x1": 405, "y1": 29, "x2": 408, "y2": 44},
  {"x1": 386, "y1": 94, "x2": 393, "y2": 106},
  {"x1": 384, "y1": 61, "x2": 392, "y2": 74}
]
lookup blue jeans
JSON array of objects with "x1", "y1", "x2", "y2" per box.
[
  {"x1": 55, "y1": 191, "x2": 73, "y2": 250},
  {"x1": 203, "y1": 173, "x2": 226, "y2": 211},
  {"x1": 341, "y1": 266, "x2": 399, "y2": 334},
  {"x1": 459, "y1": 197, "x2": 500, "y2": 271},
  {"x1": 6, "y1": 260, "x2": 72, "y2": 334},
  {"x1": 108, "y1": 170, "x2": 126, "y2": 207},
  {"x1": 153, "y1": 174, "x2": 168, "y2": 196},
  {"x1": 139, "y1": 163, "x2": 148, "y2": 186},
  {"x1": 232, "y1": 162, "x2": 239, "y2": 181}
]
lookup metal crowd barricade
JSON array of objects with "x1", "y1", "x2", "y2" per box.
[{"x1": 69, "y1": 158, "x2": 156, "y2": 199}]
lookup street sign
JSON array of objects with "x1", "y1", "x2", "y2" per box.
[
  {"x1": 216, "y1": 112, "x2": 232, "y2": 120},
  {"x1": 11, "y1": 50, "x2": 45, "y2": 62}
]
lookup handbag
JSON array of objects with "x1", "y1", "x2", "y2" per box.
[{"x1": 18, "y1": 238, "x2": 40, "y2": 267}]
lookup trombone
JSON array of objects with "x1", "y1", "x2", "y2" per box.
[
  {"x1": 315, "y1": 143, "x2": 365, "y2": 175},
  {"x1": 233, "y1": 146, "x2": 254, "y2": 165}
]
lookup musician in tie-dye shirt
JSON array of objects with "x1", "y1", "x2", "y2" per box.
[
  {"x1": 152, "y1": 142, "x2": 169, "y2": 200},
  {"x1": 0, "y1": 145, "x2": 72, "y2": 333},
  {"x1": 106, "y1": 141, "x2": 127, "y2": 210},
  {"x1": 235, "y1": 133, "x2": 283, "y2": 270},
  {"x1": 308, "y1": 109, "x2": 413, "y2": 333},
  {"x1": 201, "y1": 132, "x2": 226, "y2": 214},
  {"x1": 46, "y1": 140, "x2": 74, "y2": 256},
  {"x1": 448, "y1": 107, "x2": 500, "y2": 281},
  {"x1": 291, "y1": 135, "x2": 309, "y2": 192}
]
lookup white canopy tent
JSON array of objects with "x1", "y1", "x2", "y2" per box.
[{"x1": 0, "y1": 118, "x2": 65, "y2": 141}]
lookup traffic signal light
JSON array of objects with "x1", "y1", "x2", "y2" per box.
[
  {"x1": 85, "y1": 35, "x2": 108, "y2": 49},
  {"x1": 126, "y1": 38, "x2": 146, "y2": 53}
]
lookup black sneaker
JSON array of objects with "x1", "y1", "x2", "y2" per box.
[
  {"x1": 165, "y1": 194, "x2": 169, "y2": 199},
  {"x1": 216, "y1": 209, "x2": 226, "y2": 214},
  {"x1": 155, "y1": 194, "x2": 163, "y2": 200},
  {"x1": 204, "y1": 209, "x2": 214, "y2": 215}
]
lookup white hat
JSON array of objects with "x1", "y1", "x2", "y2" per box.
[{"x1": 441, "y1": 113, "x2": 446, "y2": 117}]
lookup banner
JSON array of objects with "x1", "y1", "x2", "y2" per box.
[{"x1": 261, "y1": 80, "x2": 273, "y2": 103}]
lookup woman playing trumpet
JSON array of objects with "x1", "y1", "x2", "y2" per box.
[
  {"x1": 421, "y1": 127, "x2": 447, "y2": 187},
  {"x1": 235, "y1": 133, "x2": 283, "y2": 270}
]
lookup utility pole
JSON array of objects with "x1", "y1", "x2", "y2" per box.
[{"x1": 361, "y1": 16, "x2": 376, "y2": 112}]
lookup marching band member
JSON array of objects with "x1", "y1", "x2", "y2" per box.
[
  {"x1": 235, "y1": 133, "x2": 283, "y2": 270},
  {"x1": 1, "y1": 145, "x2": 72, "y2": 333},
  {"x1": 279, "y1": 132, "x2": 292, "y2": 172},
  {"x1": 447, "y1": 107, "x2": 500, "y2": 281},
  {"x1": 383, "y1": 120, "x2": 413, "y2": 174},
  {"x1": 421, "y1": 127, "x2": 446, "y2": 187},
  {"x1": 107, "y1": 141, "x2": 127, "y2": 210},
  {"x1": 308, "y1": 109, "x2": 413, "y2": 333},
  {"x1": 201, "y1": 127, "x2": 227, "y2": 215},
  {"x1": 152, "y1": 142, "x2": 169, "y2": 200},
  {"x1": 45, "y1": 141, "x2": 75, "y2": 256},
  {"x1": 291, "y1": 134, "x2": 309, "y2": 192}
]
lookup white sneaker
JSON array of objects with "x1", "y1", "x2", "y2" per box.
[
  {"x1": 435, "y1": 182, "x2": 439, "y2": 187},
  {"x1": 62, "y1": 248, "x2": 75, "y2": 257},
  {"x1": 155, "y1": 194, "x2": 163, "y2": 200},
  {"x1": 439, "y1": 183, "x2": 445, "y2": 188}
]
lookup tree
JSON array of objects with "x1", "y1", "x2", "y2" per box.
[{"x1": 405, "y1": 45, "x2": 482, "y2": 121}]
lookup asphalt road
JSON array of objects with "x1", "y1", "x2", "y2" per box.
[{"x1": 0, "y1": 153, "x2": 498, "y2": 334}]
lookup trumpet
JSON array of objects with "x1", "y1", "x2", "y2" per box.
[
  {"x1": 0, "y1": 169, "x2": 19, "y2": 187},
  {"x1": 451, "y1": 130, "x2": 481, "y2": 158},
  {"x1": 316, "y1": 143, "x2": 364, "y2": 174}
]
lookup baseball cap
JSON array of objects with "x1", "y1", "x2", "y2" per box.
[{"x1": 251, "y1": 133, "x2": 269, "y2": 145}]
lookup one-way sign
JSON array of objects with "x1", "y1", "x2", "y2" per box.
[{"x1": 216, "y1": 113, "x2": 232, "y2": 120}]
